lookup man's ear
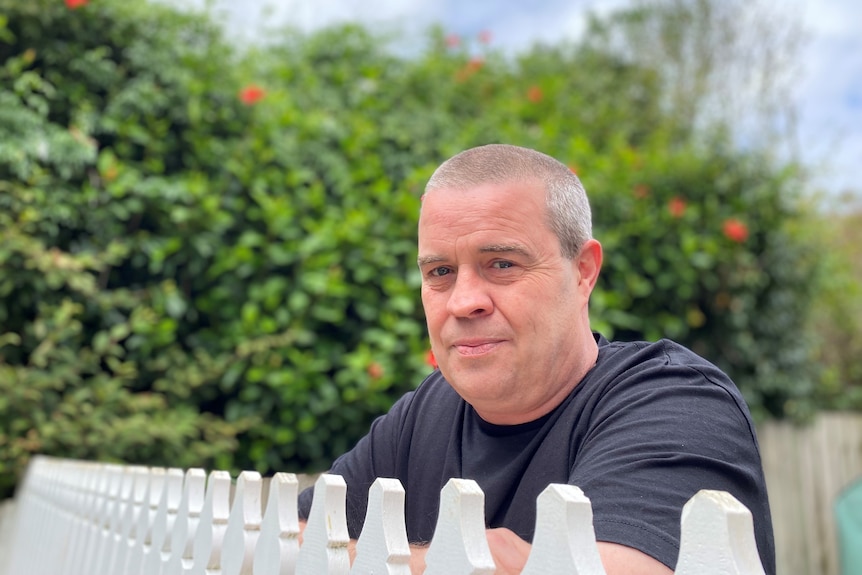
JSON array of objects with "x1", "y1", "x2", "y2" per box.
[{"x1": 575, "y1": 239, "x2": 603, "y2": 295}]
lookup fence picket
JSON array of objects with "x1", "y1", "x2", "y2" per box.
[
  {"x1": 350, "y1": 477, "x2": 411, "y2": 575},
  {"x1": 115, "y1": 467, "x2": 152, "y2": 575},
  {"x1": 141, "y1": 468, "x2": 184, "y2": 575},
  {"x1": 0, "y1": 457, "x2": 770, "y2": 575},
  {"x1": 295, "y1": 473, "x2": 350, "y2": 575},
  {"x1": 128, "y1": 467, "x2": 166, "y2": 575},
  {"x1": 188, "y1": 470, "x2": 232, "y2": 575},
  {"x1": 252, "y1": 472, "x2": 300, "y2": 575},
  {"x1": 675, "y1": 489, "x2": 766, "y2": 575},
  {"x1": 222, "y1": 471, "x2": 263, "y2": 575},
  {"x1": 162, "y1": 468, "x2": 207, "y2": 575},
  {"x1": 521, "y1": 484, "x2": 606, "y2": 575},
  {"x1": 89, "y1": 465, "x2": 126, "y2": 575},
  {"x1": 74, "y1": 463, "x2": 115, "y2": 575},
  {"x1": 423, "y1": 478, "x2": 495, "y2": 575}
]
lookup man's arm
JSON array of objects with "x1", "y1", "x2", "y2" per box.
[
  {"x1": 302, "y1": 519, "x2": 672, "y2": 574},
  {"x1": 484, "y1": 528, "x2": 673, "y2": 575},
  {"x1": 596, "y1": 542, "x2": 673, "y2": 575}
]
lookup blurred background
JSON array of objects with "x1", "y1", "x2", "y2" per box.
[
  {"x1": 186, "y1": 0, "x2": 862, "y2": 205},
  {"x1": 0, "y1": 0, "x2": 860, "y2": 572}
]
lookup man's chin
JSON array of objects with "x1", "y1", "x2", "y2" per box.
[{"x1": 442, "y1": 368, "x2": 514, "y2": 401}]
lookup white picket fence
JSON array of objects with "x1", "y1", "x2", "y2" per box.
[{"x1": 0, "y1": 456, "x2": 766, "y2": 575}]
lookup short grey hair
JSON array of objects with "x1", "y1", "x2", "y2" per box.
[{"x1": 424, "y1": 144, "x2": 592, "y2": 258}]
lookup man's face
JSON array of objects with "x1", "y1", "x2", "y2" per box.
[{"x1": 418, "y1": 180, "x2": 596, "y2": 424}]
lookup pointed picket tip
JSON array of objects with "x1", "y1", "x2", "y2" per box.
[
  {"x1": 424, "y1": 478, "x2": 495, "y2": 575},
  {"x1": 233, "y1": 471, "x2": 263, "y2": 529},
  {"x1": 675, "y1": 489, "x2": 766, "y2": 575},
  {"x1": 295, "y1": 473, "x2": 350, "y2": 575},
  {"x1": 350, "y1": 477, "x2": 411, "y2": 575},
  {"x1": 521, "y1": 483, "x2": 606, "y2": 575}
]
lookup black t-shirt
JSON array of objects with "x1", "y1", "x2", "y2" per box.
[{"x1": 298, "y1": 335, "x2": 776, "y2": 574}]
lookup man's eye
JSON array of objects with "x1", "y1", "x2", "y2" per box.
[
  {"x1": 492, "y1": 261, "x2": 514, "y2": 269},
  {"x1": 429, "y1": 266, "x2": 452, "y2": 277}
]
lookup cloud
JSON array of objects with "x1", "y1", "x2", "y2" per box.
[{"x1": 785, "y1": 0, "x2": 862, "y2": 195}]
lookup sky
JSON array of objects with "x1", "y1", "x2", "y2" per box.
[{"x1": 183, "y1": 0, "x2": 861, "y2": 204}]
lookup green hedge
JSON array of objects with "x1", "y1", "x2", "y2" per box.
[{"x1": 0, "y1": 0, "x2": 825, "y2": 498}]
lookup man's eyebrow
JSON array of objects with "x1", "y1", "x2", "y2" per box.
[
  {"x1": 417, "y1": 244, "x2": 532, "y2": 267},
  {"x1": 480, "y1": 244, "x2": 531, "y2": 257},
  {"x1": 417, "y1": 254, "x2": 447, "y2": 267}
]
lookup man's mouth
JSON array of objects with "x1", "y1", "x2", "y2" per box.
[{"x1": 452, "y1": 340, "x2": 505, "y2": 356}]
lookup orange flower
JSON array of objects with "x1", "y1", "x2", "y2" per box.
[
  {"x1": 478, "y1": 30, "x2": 493, "y2": 44},
  {"x1": 65, "y1": 0, "x2": 87, "y2": 8},
  {"x1": 239, "y1": 84, "x2": 265, "y2": 105},
  {"x1": 633, "y1": 184, "x2": 650, "y2": 199},
  {"x1": 527, "y1": 85, "x2": 543, "y2": 103},
  {"x1": 367, "y1": 362, "x2": 384, "y2": 380},
  {"x1": 668, "y1": 196, "x2": 687, "y2": 218},
  {"x1": 568, "y1": 164, "x2": 579, "y2": 176},
  {"x1": 455, "y1": 57, "x2": 484, "y2": 82},
  {"x1": 102, "y1": 165, "x2": 119, "y2": 183},
  {"x1": 722, "y1": 218, "x2": 749, "y2": 243},
  {"x1": 425, "y1": 349, "x2": 438, "y2": 370}
]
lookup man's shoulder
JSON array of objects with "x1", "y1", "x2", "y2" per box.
[
  {"x1": 589, "y1": 335, "x2": 743, "y2": 402},
  {"x1": 597, "y1": 335, "x2": 727, "y2": 378},
  {"x1": 589, "y1": 335, "x2": 753, "y2": 426}
]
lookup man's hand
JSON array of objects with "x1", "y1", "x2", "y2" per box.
[{"x1": 485, "y1": 528, "x2": 532, "y2": 574}]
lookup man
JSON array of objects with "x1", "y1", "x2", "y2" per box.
[{"x1": 298, "y1": 144, "x2": 775, "y2": 574}]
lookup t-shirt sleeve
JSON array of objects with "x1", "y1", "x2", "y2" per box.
[
  {"x1": 297, "y1": 389, "x2": 416, "y2": 538},
  {"x1": 568, "y1": 350, "x2": 771, "y2": 571}
]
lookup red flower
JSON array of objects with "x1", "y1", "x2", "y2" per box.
[
  {"x1": 445, "y1": 34, "x2": 461, "y2": 48},
  {"x1": 722, "y1": 218, "x2": 749, "y2": 243},
  {"x1": 425, "y1": 349, "x2": 438, "y2": 370},
  {"x1": 366, "y1": 362, "x2": 384, "y2": 380},
  {"x1": 65, "y1": 0, "x2": 87, "y2": 8},
  {"x1": 239, "y1": 84, "x2": 265, "y2": 105},
  {"x1": 668, "y1": 196, "x2": 687, "y2": 218},
  {"x1": 527, "y1": 85, "x2": 544, "y2": 103},
  {"x1": 478, "y1": 30, "x2": 493, "y2": 44}
]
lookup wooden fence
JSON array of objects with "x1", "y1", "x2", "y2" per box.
[
  {"x1": 759, "y1": 411, "x2": 862, "y2": 575},
  {"x1": 0, "y1": 455, "x2": 766, "y2": 575}
]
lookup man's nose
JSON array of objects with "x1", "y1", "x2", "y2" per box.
[{"x1": 446, "y1": 268, "x2": 494, "y2": 318}]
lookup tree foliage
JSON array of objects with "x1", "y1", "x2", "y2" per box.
[
  {"x1": 808, "y1": 198, "x2": 862, "y2": 410},
  {"x1": 0, "y1": 0, "x2": 838, "y2": 499}
]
